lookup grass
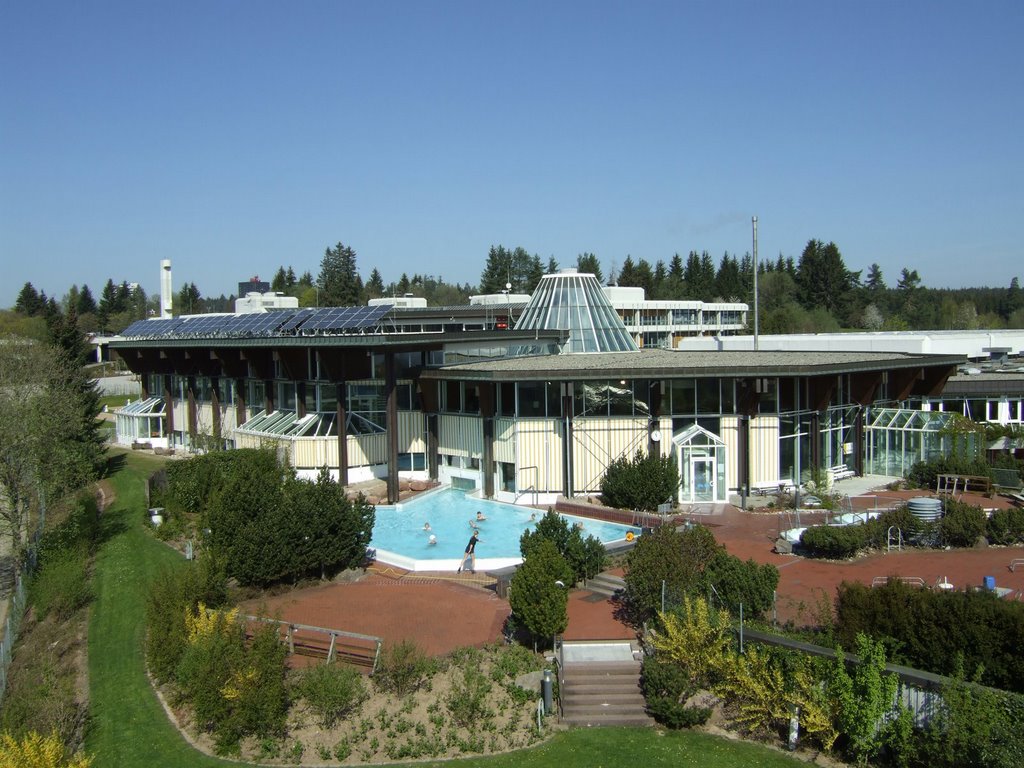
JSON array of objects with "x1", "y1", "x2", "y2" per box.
[{"x1": 85, "y1": 449, "x2": 805, "y2": 767}]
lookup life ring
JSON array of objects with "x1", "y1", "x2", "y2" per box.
[{"x1": 625, "y1": 531, "x2": 635, "y2": 542}]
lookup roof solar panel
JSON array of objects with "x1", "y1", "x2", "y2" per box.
[
  {"x1": 279, "y1": 308, "x2": 316, "y2": 332},
  {"x1": 121, "y1": 318, "x2": 184, "y2": 337}
]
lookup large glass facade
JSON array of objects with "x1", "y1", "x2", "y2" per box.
[{"x1": 864, "y1": 408, "x2": 965, "y2": 477}]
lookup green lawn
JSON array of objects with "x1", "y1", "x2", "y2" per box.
[{"x1": 85, "y1": 449, "x2": 804, "y2": 768}]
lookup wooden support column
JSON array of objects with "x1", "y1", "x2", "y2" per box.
[
  {"x1": 854, "y1": 407, "x2": 865, "y2": 477},
  {"x1": 210, "y1": 378, "x2": 222, "y2": 445},
  {"x1": 235, "y1": 378, "x2": 247, "y2": 426},
  {"x1": 481, "y1": 383, "x2": 495, "y2": 498},
  {"x1": 385, "y1": 352, "x2": 399, "y2": 504},
  {"x1": 810, "y1": 412, "x2": 821, "y2": 474},
  {"x1": 647, "y1": 380, "x2": 662, "y2": 456},
  {"x1": 296, "y1": 381, "x2": 307, "y2": 418},
  {"x1": 163, "y1": 375, "x2": 175, "y2": 436},
  {"x1": 336, "y1": 381, "x2": 349, "y2": 486},
  {"x1": 562, "y1": 383, "x2": 574, "y2": 498},
  {"x1": 264, "y1": 381, "x2": 275, "y2": 415},
  {"x1": 141, "y1": 375, "x2": 150, "y2": 400},
  {"x1": 186, "y1": 376, "x2": 198, "y2": 447}
]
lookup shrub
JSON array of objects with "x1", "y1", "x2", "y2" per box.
[
  {"x1": 36, "y1": 493, "x2": 100, "y2": 566},
  {"x1": 445, "y1": 667, "x2": 493, "y2": 727},
  {"x1": 295, "y1": 664, "x2": 368, "y2": 727},
  {"x1": 175, "y1": 609, "x2": 245, "y2": 736},
  {"x1": 938, "y1": 499, "x2": 986, "y2": 547},
  {"x1": 508, "y1": 539, "x2": 572, "y2": 647},
  {"x1": 216, "y1": 623, "x2": 288, "y2": 752},
  {"x1": 520, "y1": 510, "x2": 605, "y2": 583},
  {"x1": 645, "y1": 697, "x2": 711, "y2": 728},
  {"x1": 702, "y1": 550, "x2": 779, "y2": 619},
  {"x1": 799, "y1": 524, "x2": 868, "y2": 559},
  {"x1": 600, "y1": 450, "x2": 679, "y2": 512},
  {"x1": 623, "y1": 524, "x2": 719, "y2": 623},
  {"x1": 986, "y1": 506, "x2": 1024, "y2": 545},
  {"x1": 906, "y1": 456, "x2": 990, "y2": 491},
  {"x1": 0, "y1": 730, "x2": 92, "y2": 768},
  {"x1": 374, "y1": 640, "x2": 432, "y2": 696},
  {"x1": 145, "y1": 553, "x2": 229, "y2": 683},
  {"x1": 30, "y1": 551, "x2": 91, "y2": 621}
]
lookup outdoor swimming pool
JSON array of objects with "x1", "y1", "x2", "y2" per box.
[{"x1": 370, "y1": 487, "x2": 640, "y2": 572}]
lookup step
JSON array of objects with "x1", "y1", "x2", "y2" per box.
[
  {"x1": 563, "y1": 690, "x2": 646, "y2": 704},
  {"x1": 563, "y1": 661, "x2": 641, "y2": 676},
  {"x1": 563, "y1": 696, "x2": 647, "y2": 711},
  {"x1": 583, "y1": 573, "x2": 626, "y2": 597},
  {"x1": 562, "y1": 712, "x2": 654, "y2": 727}
]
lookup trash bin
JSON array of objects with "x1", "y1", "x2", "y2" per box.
[
  {"x1": 541, "y1": 668, "x2": 553, "y2": 715},
  {"x1": 983, "y1": 575, "x2": 996, "y2": 591}
]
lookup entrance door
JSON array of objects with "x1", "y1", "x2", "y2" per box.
[{"x1": 691, "y1": 456, "x2": 716, "y2": 502}]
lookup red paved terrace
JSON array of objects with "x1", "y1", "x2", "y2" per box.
[{"x1": 242, "y1": 489, "x2": 1024, "y2": 654}]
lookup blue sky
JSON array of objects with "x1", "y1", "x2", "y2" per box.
[{"x1": 2, "y1": 1, "x2": 1022, "y2": 308}]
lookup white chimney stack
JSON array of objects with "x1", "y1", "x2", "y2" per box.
[{"x1": 160, "y1": 259, "x2": 173, "y2": 318}]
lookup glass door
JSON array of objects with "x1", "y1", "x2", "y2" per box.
[{"x1": 691, "y1": 456, "x2": 716, "y2": 502}]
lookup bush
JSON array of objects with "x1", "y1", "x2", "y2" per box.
[
  {"x1": 799, "y1": 524, "x2": 868, "y2": 559},
  {"x1": 645, "y1": 697, "x2": 712, "y2": 728},
  {"x1": 36, "y1": 493, "x2": 100, "y2": 566},
  {"x1": 986, "y1": 506, "x2": 1024, "y2": 545},
  {"x1": 906, "y1": 456, "x2": 990, "y2": 491},
  {"x1": 509, "y1": 539, "x2": 573, "y2": 647},
  {"x1": 445, "y1": 667, "x2": 493, "y2": 727},
  {"x1": 520, "y1": 510, "x2": 605, "y2": 583},
  {"x1": 30, "y1": 551, "x2": 91, "y2": 621},
  {"x1": 623, "y1": 524, "x2": 719, "y2": 623},
  {"x1": 938, "y1": 499, "x2": 987, "y2": 547},
  {"x1": 295, "y1": 664, "x2": 368, "y2": 727},
  {"x1": 600, "y1": 450, "x2": 679, "y2": 512},
  {"x1": 374, "y1": 640, "x2": 433, "y2": 696},
  {"x1": 0, "y1": 731, "x2": 92, "y2": 768},
  {"x1": 145, "y1": 553, "x2": 229, "y2": 683},
  {"x1": 702, "y1": 550, "x2": 779, "y2": 619}
]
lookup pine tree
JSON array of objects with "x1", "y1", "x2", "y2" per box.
[
  {"x1": 617, "y1": 255, "x2": 638, "y2": 287},
  {"x1": 576, "y1": 253, "x2": 603, "y2": 283},
  {"x1": 77, "y1": 284, "x2": 97, "y2": 315},
  {"x1": 14, "y1": 282, "x2": 42, "y2": 315},
  {"x1": 365, "y1": 268, "x2": 385, "y2": 299},
  {"x1": 318, "y1": 242, "x2": 363, "y2": 306},
  {"x1": 546, "y1": 255, "x2": 559, "y2": 274},
  {"x1": 271, "y1": 266, "x2": 288, "y2": 291},
  {"x1": 715, "y1": 252, "x2": 743, "y2": 301},
  {"x1": 796, "y1": 239, "x2": 854, "y2": 321}
]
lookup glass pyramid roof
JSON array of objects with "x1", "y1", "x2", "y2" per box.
[{"x1": 513, "y1": 270, "x2": 638, "y2": 353}]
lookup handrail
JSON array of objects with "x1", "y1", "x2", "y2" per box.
[
  {"x1": 516, "y1": 465, "x2": 539, "y2": 506},
  {"x1": 553, "y1": 634, "x2": 565, "y2": 718}
]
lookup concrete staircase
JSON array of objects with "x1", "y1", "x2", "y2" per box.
[
  {"x1": 560, "y1": 658, "x2": 653, "y2": 727},
  {"x1": 583, "y1": 572, "x2": 626, "y2": 599}
]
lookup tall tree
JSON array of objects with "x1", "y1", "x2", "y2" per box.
[
  {"x1": 177, "y1": 283, "x2": 203, "y2": 315},
  {"x1": 318, "y1": 242, "x2": 363, "y2": 306},
  {"x1": 479, "y1": 245, "x2": 543, "y2": 294},
  {"x1": 77, "y1": 284, "x2": 97, "y2": 316},
  {"x1": 14, "y1": 283, "x2": 43, "y2": 316},
  {"x1": 0, "y1": 338, "x2": 103, "y2": 562},
  {"x1": 271, "y1": 267, "x2": 288, "y2": 292},
  {"x1": 365, "y1": 268, "x2": 386, "y2": 299},
  {"x1": 576, "y1": 253, "x2": 603, "y2": 283},
  {"x1": 795, "y1": 239, "x2": 855, "y2": 322},
  {"x1": 546, "y1": 255, "x2": 559, "y2": 274},
  {"x1": 864, "y1": 263, "x2": 886, "y2": 292},
  {"x1": 617, "y1": 255, "x2": 639, "y2": 287},
  {"x1": 715, "y1": 252, "x2": 743, "y2": 301}
]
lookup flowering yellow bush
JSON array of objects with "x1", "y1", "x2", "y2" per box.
[
  {"x1": 0, "y1": 731, "x2": 92, "y2": 768},
  {"x1": 649, "y1": 595, "x2": 731, "y2": 685},
  {"x1": 184, "y1": 602, "x2": 239, "y2": 643}
]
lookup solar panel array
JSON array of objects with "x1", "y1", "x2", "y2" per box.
[{"x1": 117, "y1": 304, "x2": 395, "y2": 339}]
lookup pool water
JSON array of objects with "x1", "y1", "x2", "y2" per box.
[{"x1": 370, "y1": 488, "x2": 640, "y2": 572}]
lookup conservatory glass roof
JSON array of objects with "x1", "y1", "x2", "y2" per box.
[{"x1": 513, "y1": 270, "x2": 638, "y2": 354}]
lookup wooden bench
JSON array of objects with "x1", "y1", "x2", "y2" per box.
[
  {"x1": 245, "y1": 617, "x2": 382, "y2": 671},
  {"x1": 752, "y1": 480, "x2": 798, "y2": 496}
]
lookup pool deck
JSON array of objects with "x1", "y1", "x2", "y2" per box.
[{"x1": 240, "y1": 483, "x2": 1024, "y2": 660}]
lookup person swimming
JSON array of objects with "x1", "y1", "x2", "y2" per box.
[
  {"x1": 423, "y1": 522, "x2": 431, "y2": 531},
  {"x1": 428, "y1": 534, "x2": 437, "y2": 545}
]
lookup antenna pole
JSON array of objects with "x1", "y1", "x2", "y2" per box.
[{"x1": 752, "y1": 216, "x2": 759, "y2": 351}]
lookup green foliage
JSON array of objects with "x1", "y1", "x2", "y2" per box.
[
  {"x1": 508, "y1": 539, "x2": 572, "y2": 647},
  {"x1": 986, "y1": 506, "x2": 1024, "y2": 544},
  {"x1": 623, "y1": 524, "x2": 719, "y2": 623},
  {"x1": 937, "y1": 498, "x2": 987, "y2": 547},
  {"x1": 36, "y1": 493, "x2": 100, "y2": 565},
  {"x1": 445, "y1": 667, "x2": 493, "y2": 728},
  {"x1": 174, "y1": 616, "x2": 287, "y2": 754},
  {"x1": 144, "y1": 552, "x2": 229, "y2": 683},
  {"x1": 918, "y1": 663, "x2": 1024, "y2": 768},
  {"x1": 178, "y1": 452, "x2": 373, "y2": 587},
  {"x1": 520, "y1": 509, "x2": 605, "y2": 583},
  {"x1": 645, "y1": 697, "x2": 712, "y2": 729},
  {"x1": 600, "y1": 450, "x2": 679, "y2": 512},
  {"x1": 826, "y1": 633, "x2": 898, "y2": 765},
  {"x1": 641, "y1": 655, "x2": 711, "y2": 728},
  {"x1": 29, "y1": 550, "x2": 91, "y2": 621},
  {"x1": 318, "y1": 242, "x2": 363, "y2": 306},
  {"x1": 799, "y1": 524, "x2": 868, "y2": 559},
  {"x1": 295, "y1": 664, "x2": 368, "y2": 727},
  {"x1": 834, "y1": 579, "x2": 1024, "y2": 693},
  {"x1": 906, "y1": 455, "x2": 990, "y2": 490},
  {"x1": 703, "y1": 550, "x2": 779, "y2": 619},
  {"x1": 374, "y1": 640, "x2": 433, "y2": 696}
]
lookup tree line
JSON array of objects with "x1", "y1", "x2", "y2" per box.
[{"x1": 9, "y1": 238, "x2": 1024, "y2": 335}]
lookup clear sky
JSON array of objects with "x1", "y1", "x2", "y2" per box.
[{"x1": 2, "y1": 0, "x2": 1022, "y2": 308}]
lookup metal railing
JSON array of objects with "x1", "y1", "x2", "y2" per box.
[{"x1": 244, "y1": 615, "x2": 383, "y2": 672}]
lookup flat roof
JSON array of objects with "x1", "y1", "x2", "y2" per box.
[{"x1": 423, "y1": 348, "x2": 965, "y2": 381}]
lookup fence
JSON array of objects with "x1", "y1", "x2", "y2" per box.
[{"x1": 0, "y1": 517, "x2": 43, "y2": 705}]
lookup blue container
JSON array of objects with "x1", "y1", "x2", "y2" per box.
[{"x1": 983, "y1": 575, "x2": 996, "y2": 591}]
